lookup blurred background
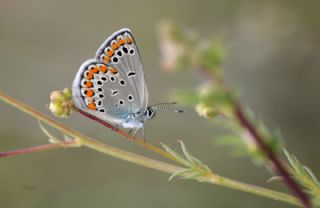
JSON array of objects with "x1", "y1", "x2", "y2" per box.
[{"x1": 0, "y1": 0, "x2": 319, "y2": 207}]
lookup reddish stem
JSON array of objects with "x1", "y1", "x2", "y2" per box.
[
  {"x1": 75, "y1": 108, "x2": 132, "y2": 139},
  {"x1": 0, "y1": 141, "x2": 76, "y2": 158},
  {"x1": 234, "y1": 102, "x2": 311, "y2": 208},
  {"x1": 197, "y1": 63, "x2": 310, "y2": 207},
  {"x1": 74, "y1": 107, "x2": 177, "y2": 161}
]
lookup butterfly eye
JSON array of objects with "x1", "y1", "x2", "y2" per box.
[
  {"x1": 110, "y1": 76, "x2": 115, "y2": 82},
  {"x1": 99, "y1": 109, "x2": 105, "y2": 113},
  {"x1": 128, "y1": 95, "x2": 133, "y2": 101},
  {"x1": 119, "y1": 100, "x2": 124, "y2": 105}
]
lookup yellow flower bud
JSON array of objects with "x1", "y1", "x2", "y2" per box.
[
  {"x1": 195, "y1": 103, "x2": 217, "y2": 119},
  {"x1": 49, "y1": 88, "x2": 74, "y2": 118}
]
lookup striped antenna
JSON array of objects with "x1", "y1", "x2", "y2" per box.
[{"x1": 150, "y1": 102, "x2": 184, "y2": 113}]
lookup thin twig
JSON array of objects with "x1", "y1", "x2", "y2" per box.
[{"x1": 0, "y1": 141, "x2": 76, "y2": 158}]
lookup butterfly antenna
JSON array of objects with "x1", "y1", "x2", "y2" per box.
[{"x1": 150, "y1": 102, "x2": 184, "y2": 113}]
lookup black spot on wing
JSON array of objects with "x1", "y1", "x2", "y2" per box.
[
  {"x1": 127, "y1": 72, "x2": 136, "y2": 77},
  {"x1": 111, "y1": 90, "x2": 119, "y2": 96}
]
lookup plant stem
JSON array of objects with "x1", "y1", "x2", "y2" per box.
[
  {"x1": 0, "y1": 90, "x2": 302, "y2": 207},
  {"x1": 75, "y1": 108, "x2": 176, "y2": 161},
  {"x1": 206, "y1": 174, "x2": 300, "y2": 206},
  {"x1": 234, "y1": 102, "x2": 311, "y2": 208},
  {"x1": 198, "y1": 65, "x2": 310, "y2": 208},
  {"x1": 0, "y1": 90, "x2": 177, "y2": 171},
  {"x1": 0, "y1": 141, "x2": 75, "y2": 158}
]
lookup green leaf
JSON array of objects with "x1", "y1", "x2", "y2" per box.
[
  {"x1": 169, "y1": 168, "x2": 191, "y2": 181},
  {"x1": 161, "y1": 143, "x2": 189, "y2": 166},
  {"x1": 39, "y1": 121, "x2": 61, "y2": 144},
  {"x1": 284, "y1": 149, "x2": 320, "y2": 206},
  {"x1": 162, "y1": 141, "x2": 213, "y2": 182}
]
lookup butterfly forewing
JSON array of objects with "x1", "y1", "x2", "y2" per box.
[{"x1": 95, "y1": 28, "x2": 148, "y2": 112}]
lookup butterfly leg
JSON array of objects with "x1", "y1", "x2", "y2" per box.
[
  {"x1": 128, "y1": 128, "x2": 140, "y2": 140},
  {"x1": 128, "y1": 128, "x2": 135, "y2": 140},
  {"x1": 142, "y1": 127, "x2": 146, "y2": 142},
  {"x1": 112, "y1": 124, "x2": 120, "y2": 132}
]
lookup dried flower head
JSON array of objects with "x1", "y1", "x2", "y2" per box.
[{"x1": 49, "y1": 88, "x2": 74, "y2": 118}]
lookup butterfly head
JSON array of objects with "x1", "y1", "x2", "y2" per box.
[
  {"x1": 144, "y1": 107, "x2": 156, "y2": 120},
  {"x1": 131, "y1": 102, "x2": 184, "y2": 125},
  {"x1": 143, "y1": 102, "x2": 184, "y2": 121}
]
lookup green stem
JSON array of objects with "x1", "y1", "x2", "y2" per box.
[
  {"x1": 0, "y1": 90, "x2": 301, "y2": 207},
  {"x1": 207, "y1": 175, "x2": 300, "y2": 206}
]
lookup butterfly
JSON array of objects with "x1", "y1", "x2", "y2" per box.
[{"x1": 72, "y1": 28, "x2": 183, "y2": 136}]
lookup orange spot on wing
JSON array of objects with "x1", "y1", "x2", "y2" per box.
[
  {"x1": 103, "y1": 56, "x2": 110, "y2": 63},
  {"x1": 90, "y1": 66, "x2": 99, "y2": 73},
  {"x1": 86, "y1": 81, "x2": 93, "y2": 88},
  {"x1": 99, "y1": 65, "x2": 108, "y2": 73},
  {"x1": 107, "y1": 49, "x2": 113, "y2": 57},
  {"x1": 126, "y1": 37, "x2": 132, "y2": 44},
  {"x1": 86, "y1": 72, "x2": 94, "y2": 80},
  {"x1": 86, "y1": 89, "x2": 94, "y2": 97},
  {"x1": 88, "y1": 99, "x2": 96, "y2": 110},
  {"x1": 112, "y1": 42, "x2": 119, "y2": 50},
  {"x1": 118, "y1": 38, "x2": 125, "y2": 45},
  {"x1": 109, "y1": 67, "x2": 118, "y2": 74}
]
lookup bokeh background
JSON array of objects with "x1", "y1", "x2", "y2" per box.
[{"x1": 0, "y1": 0, "x2": 319, "y2": 207}]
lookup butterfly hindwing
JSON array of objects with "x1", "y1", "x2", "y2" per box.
[{"x1": 72, "y1": 59, "x2": 131, "y2": 124}]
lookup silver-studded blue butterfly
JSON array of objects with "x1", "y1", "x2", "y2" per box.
[{"x1": 72, "y1": 28, "x2": 183, "y2": 136}]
